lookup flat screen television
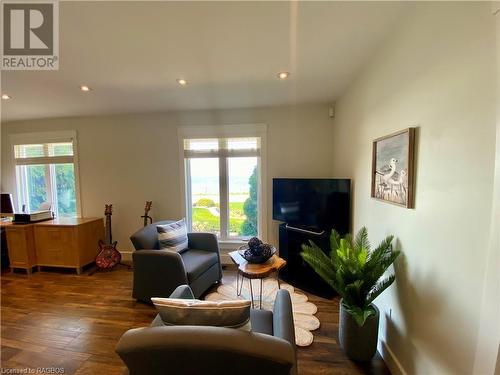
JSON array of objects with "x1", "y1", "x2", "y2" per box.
[{"x1": 273, "y1": 178, "x2": 350, "y2": 234}]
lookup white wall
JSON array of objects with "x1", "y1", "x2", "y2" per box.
[
  {"x1": 473, "y1": 3, "x2": 500, "y2": 374},
  {"x1": 1, "y1": 104, "x2": 335, "y2": 256},
  {"x1": 331, "y1": 2, "x2": 497, "y2": 374}
]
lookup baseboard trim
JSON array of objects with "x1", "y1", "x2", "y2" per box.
[
  {"x1": 120, "y1": 251, "x2": 133, "y2": 262},
  {"x1": 379, "y1": 339, "x2": 407, "y2": 375}
]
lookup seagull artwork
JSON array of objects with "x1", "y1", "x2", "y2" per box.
[
  {"x1": 388, "y1": 169, "x2": 408, "y2": 200},
  {"x1": 389, "y1": 169, "x2": 407, "y2": 186},
  {"x1": 376, "y1": 158, "x2": 398, "y2": 183}
]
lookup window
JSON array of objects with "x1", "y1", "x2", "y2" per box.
[
  {"x1": 183, "y1": 136, "x2": 261, "y2": 240},
  {"x1": 13, "y1": 132, "x2": 80, "y2": 217}
]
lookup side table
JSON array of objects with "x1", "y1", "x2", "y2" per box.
[{"x1": 229, "y1": 250, "x2": 287, "y2": 309}]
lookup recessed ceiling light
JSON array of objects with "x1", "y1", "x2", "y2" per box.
[
  {"x1": 1, "y1": 94, "x2": 11, "y2": 100},
  {"x1": 176, "y1": 79, "x2": 187, "y2": 86},
  {"x1": 277, "y1": 72, "x2": 290, "y2": 80},
  {"x1": 80, "y1": 85, "x2": 91, "y2": 92}
]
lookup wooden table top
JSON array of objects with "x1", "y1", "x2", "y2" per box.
[
  {"x1": 0, "y1": 217, "x2": 102, "y2": 228},
  {"x1": 229, "y1": 250, "x2": 286, "y2": 279},
  {"x1": 0, "y1": 219, "x2": 16, "y2": 228},
  {"x1": 34, "y1": 217, "x2": 102, "y2": 226}
]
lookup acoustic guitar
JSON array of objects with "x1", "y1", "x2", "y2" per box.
[
  {"x1": 141, "y1": 201, "x2": 152, "y2": 227},
  {"x1": 95, "y1": 204, "x2": 122, "y2": 270}
]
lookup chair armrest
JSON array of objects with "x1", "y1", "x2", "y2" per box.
[
  {"x1": 132, "y1": 250, "x2": 188, "y2": 301},
  {"x1": 187, "y1": 233, "x2": 223, "y2": 282},
  {"x1": 187, "y1": 232, "x2": 219, "y2": 253},
  {"x1": 273, "y1": 289, "x2": 296, "y2": 346},
  {"x1": 133, "y1": 250, "x2": 186, "y2": 272},
  {"x1": 116, "y1": 326, "x2": 295, "y2": 374},
  {"x1": 169, "y1": 285, "x2": 195, "y2": 299},
  {"x1": 273, "y1": 289, "x2": 297, "y2": 374}
]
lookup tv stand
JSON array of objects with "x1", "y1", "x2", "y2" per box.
[{"x1": 278, "y1": 223, "x2": 335, "y2": 299}]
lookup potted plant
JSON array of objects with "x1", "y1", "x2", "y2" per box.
[{"x1": 301, "y1": 227, "x2": 400, "y2": 361}]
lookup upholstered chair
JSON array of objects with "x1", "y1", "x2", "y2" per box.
[
  {"x1": 130, "y1": 221, "x2": 222, "y2": 301},
  {"x1": 116, "y1": 285, "x2": 297, "y2": 375}
]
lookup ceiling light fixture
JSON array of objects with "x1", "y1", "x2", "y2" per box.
[
  {"x1": 177, "y1": 79, "x2": 187, "y2": 86},
  {"x1": 1, "y1": 94, "x2": 11, "y2": 100},
  {"x1": 80, "y1": 85, "x2": 91, "y2": 92},
  {"x1": 277, "y1": 72, "x2": 290, "y2": 80}
]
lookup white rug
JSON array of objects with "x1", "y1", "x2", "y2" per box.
[{"x1": 205, "y1": 277, "x2": 320, "y2": 346}]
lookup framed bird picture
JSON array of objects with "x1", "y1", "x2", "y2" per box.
[{"x1": 371, "y1": 128, "x2": 415, "y2": 208}]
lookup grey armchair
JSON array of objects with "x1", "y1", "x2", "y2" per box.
[
  {"x1": 116, "y1": 285, "x2": 297, "y2": 375},
  {"x1": 130, "y1": 221, "x2": 222, "y2": 301}
]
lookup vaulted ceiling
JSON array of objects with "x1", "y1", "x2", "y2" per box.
[{"x1": 1, "y1": 1, "x2": 410, "y2": 121}]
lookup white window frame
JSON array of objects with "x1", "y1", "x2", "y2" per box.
[
  {"x1": 178, "y1": 124, "x2": 268, "y2": 244},
  {"x1": 9, "y1": 130, "x2": 82, "y2": 217}
]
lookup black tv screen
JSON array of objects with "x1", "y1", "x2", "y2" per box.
[{"x1": 273, "y1": 178, "x2": 350, "y2": 233}]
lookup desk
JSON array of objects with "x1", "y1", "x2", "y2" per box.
[{"x1": 1, "y1": 218, "x2": 104, "y2": 275}]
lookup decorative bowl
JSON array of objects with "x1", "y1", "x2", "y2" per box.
[{"x1": 238, "y1": 244, "x2": 277, "y2": 264}]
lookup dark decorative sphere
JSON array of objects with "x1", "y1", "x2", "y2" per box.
[
  {"x1": 248, "y1": 237, "x2": 262, "y2": 250},
  {"x1": 244, "y1": 248, "x2": 254, "y2": 259},
  {"x1": 259, "y1": 243, "x2": 273, "y2": 258}
]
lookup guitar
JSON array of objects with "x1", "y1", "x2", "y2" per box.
[
  {"x1": 95, "y1": 204, "x2": 122, "y2": 269},
  {"x1": 141, "y1": 201, "x2": 152, "y2": 227}
]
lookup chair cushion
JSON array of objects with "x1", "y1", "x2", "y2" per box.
[
  {"x1": 181, "y1": 249, "x2": 219, "y2": 282},
  {"x1": 151, "y1": 298, "x2": 251, "y2": 329},
  {"x1": 250, "y1": 309, "x2": 273, "y2": 335},
  {"x1": 157, "y1": 219, "x2": 188, "y2": 253}
]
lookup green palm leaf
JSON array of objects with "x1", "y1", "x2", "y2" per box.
[
  {"x1": 354, "y1": 226, "x2": 370, "y2": 252},
  {"x1": 330, "y1": 230, "x2": 341, "y2": 255},
  {"x1": 300, "y1": 227, "x2": 400, "y2": 327},
  {"x1": 367, "y1": 275, "x2": 396, "y2": 305}
]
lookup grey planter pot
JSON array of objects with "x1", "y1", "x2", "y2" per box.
[{"x1": 338, "y1": 299, "x2": 380, "y2": 361}]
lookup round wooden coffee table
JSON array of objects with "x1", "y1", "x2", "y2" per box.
[{"x1": 228, "y1": 250, "x2": 287, "y2": 309}]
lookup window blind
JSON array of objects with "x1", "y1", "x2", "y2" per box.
[
  {"x1": 13, "y1": 141, "x2": 74, "y2": 166},
  {"x1": 183, "y1": 137, "x2": 260, "y2": 158}
]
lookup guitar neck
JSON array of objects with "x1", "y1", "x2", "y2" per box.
[
  {"x1": 105, "y1": 215, "x2": 112, "y2": 244},
  {"x1": 143, "y1": 209, "x2": 151, "y2": 227}
]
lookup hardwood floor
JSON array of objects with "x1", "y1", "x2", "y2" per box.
[{"x1": 1, "y1": 266, "x2": 390, "y2": 374}]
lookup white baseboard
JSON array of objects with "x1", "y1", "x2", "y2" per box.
[
  {"x1": 120, "y1": 250, "x2": 133, "y2": 262},
  {"x1": 379, "y1": 339, "x2": 407, "y2": 375}
]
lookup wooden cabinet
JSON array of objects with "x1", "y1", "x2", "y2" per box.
[
  {"x1": 34, "y1": 218, "x2": 104, "y2": 274},
  {"x1": 5, "y1": 223, "x2": 37, "y2": 274},
  {"x1": 35, "y1": 225, "x2": 77, "y2": 267},
  {"x1": 2, "y1": 218, "x2": 104, "y2": 275}
]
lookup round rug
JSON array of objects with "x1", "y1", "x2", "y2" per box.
[{"x1": 205, "y1": 277, "x2": 320, "y2": 346}]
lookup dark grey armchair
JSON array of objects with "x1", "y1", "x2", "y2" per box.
[
  {"x1": 116, "y1": 285, "x2": 297, "y2": 375},
  {"x1": 130, "y1": 221, "x2": 222, "y2": 301}
]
